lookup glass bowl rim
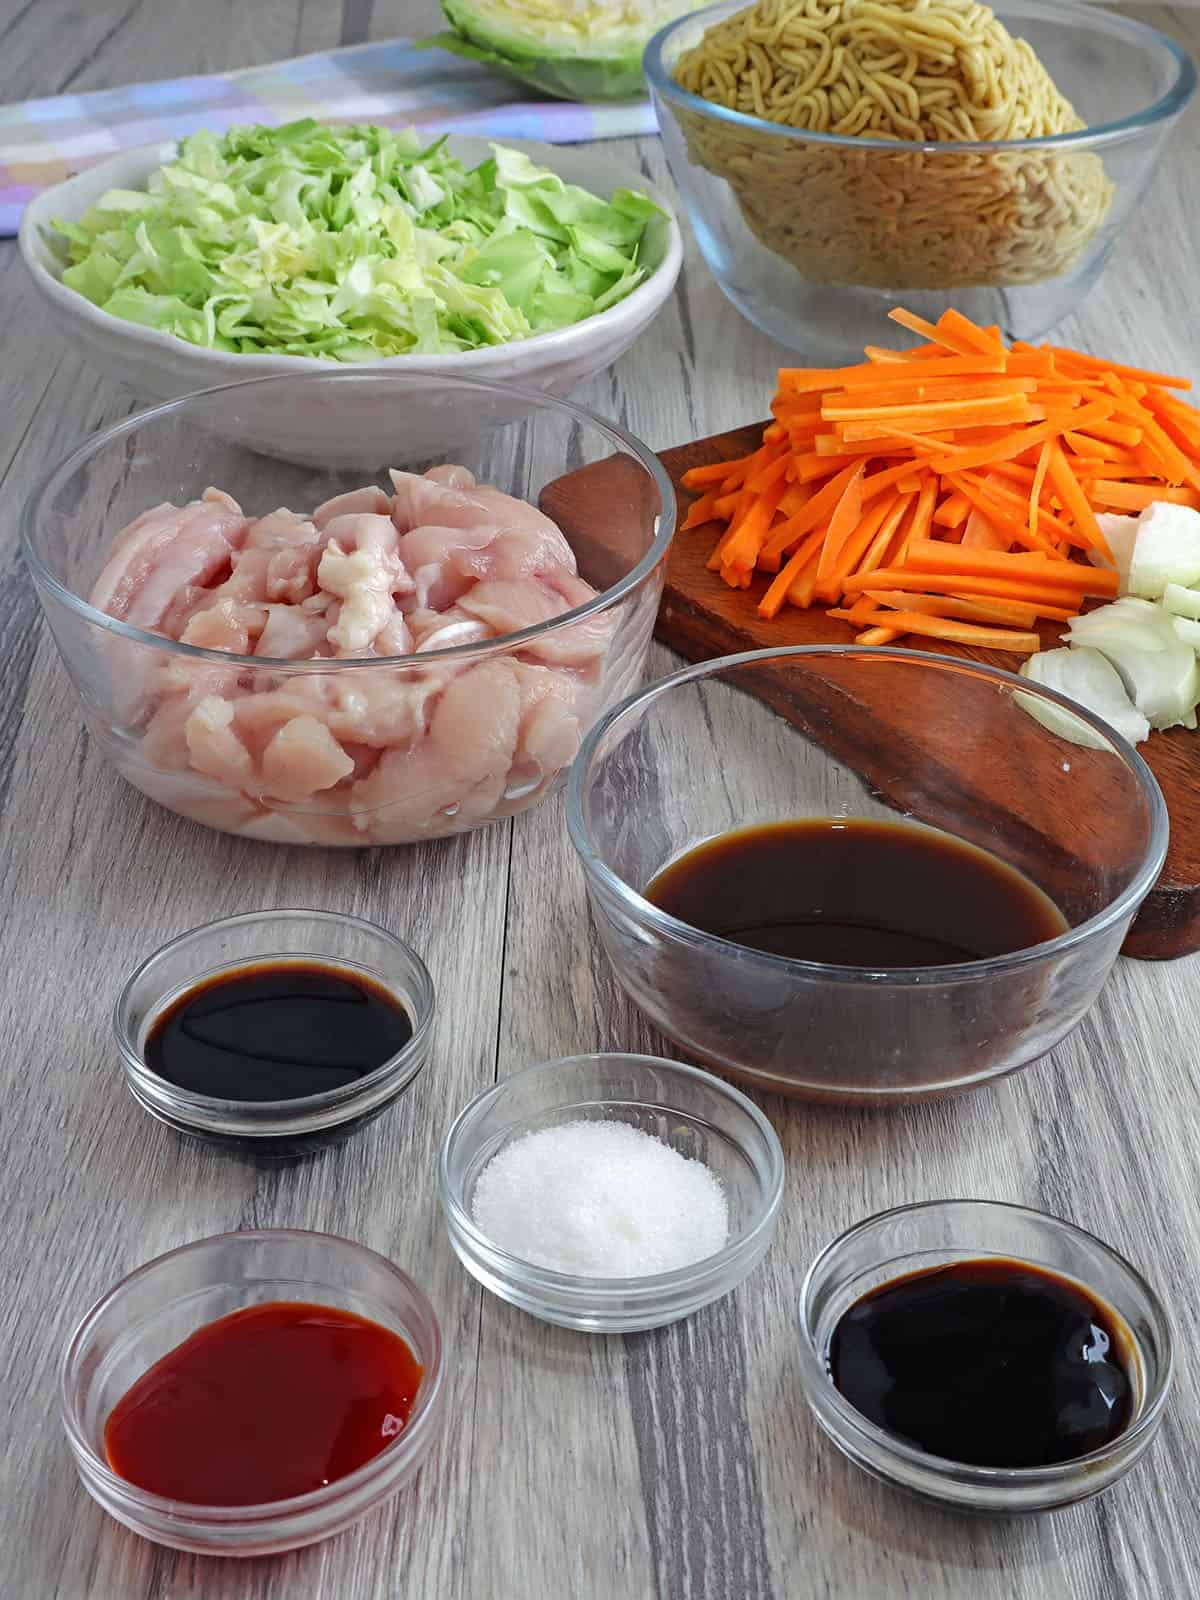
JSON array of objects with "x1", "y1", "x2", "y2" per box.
[
  {"x1": 59, "y1": 1227, "x2": 446, "y2": 1523},
  {"x1": 438, "y1": 1051, "x2": 786, "y2": 1295},
  {"x1": 644, "y1": 0, "x2": 1197, "y2": 156},
  {"x1": 795, "y1": 1196, "x2": 1175, "y2": 1486},
  {"x1": 19, "y1": 365, "x2": 677, "y2": 671},
  {"x1": 113, "y1": 907, "x2": 436, "y2": 1127},
  {"x1": 565, "y1": 643, "x2": 1169, "y2": 985}
]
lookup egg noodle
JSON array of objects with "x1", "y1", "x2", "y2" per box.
[{"x1": 671, "y1": 0, "x2": 1114, "y2": 289}]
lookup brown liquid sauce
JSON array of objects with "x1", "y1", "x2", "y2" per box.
[
  {"x1": 146, "y1": 961, "x2": 412, "y2": 1103},
  {"x1": 644, "y1": 819, "x2": 1067, "y2": 966},
  {"x1": 829, "y1": 1258, "x2": 1136, "y2": 1468}
]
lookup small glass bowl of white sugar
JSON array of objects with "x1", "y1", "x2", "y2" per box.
[{"x1": 438, "y1": 1053, "x2": 785, "y2": 1332}]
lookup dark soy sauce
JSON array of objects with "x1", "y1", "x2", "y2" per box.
[
  {"x1": 829, "y1": 1258, "x2": 1136, "y2": 1468},
  {"x1": 644, "y1": 818, "x2": 1067, "y2": 967},
  {"x1": 145, "y1": 961, "x2": 413, "y2": 1102}
]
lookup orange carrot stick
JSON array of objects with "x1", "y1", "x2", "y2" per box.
[{"x1": 846, "y1": 609, "x2": 1041, "y2": 653}]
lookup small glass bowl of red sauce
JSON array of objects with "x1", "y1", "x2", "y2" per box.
[
  {"x1": 61, "y1": 1229, "x2": 446, "y2": 1555},
  {"x1": 115, "y1": 909, "x2": 435, "y2": 1156},
  {"x1": 797, "y1": 1199, "x2": 1173, "y2": 1513}
]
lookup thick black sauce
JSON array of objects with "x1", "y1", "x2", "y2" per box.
[
  {"x1": 644, "y1": 819, "x2": 1067, "y2": 967},
  {"x1": 829, "y1": 1258, "x2": 1135, "y2": 1468},
  {"x1": 145, "y1": 961, "x2": 413, "y2": 1103}
]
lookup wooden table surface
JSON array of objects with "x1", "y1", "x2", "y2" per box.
[{"x1": 3, "y1": 3, "x2": 1200, "y2": 1596}]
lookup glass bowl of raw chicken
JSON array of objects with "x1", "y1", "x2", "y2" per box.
[{"x1": 22, "y1": 370, "x2": 673, "y2": 845}]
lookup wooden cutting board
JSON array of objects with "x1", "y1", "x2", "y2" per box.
[
  {"x1": 541, "y1": 426, "x2": 1200, "y2": 960},
  {"x1": 653, "y1": 422, "x2": 1200, "y2": 960}
]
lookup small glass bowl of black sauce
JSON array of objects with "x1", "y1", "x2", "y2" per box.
[
  {"x1": 115, "y1": 910, "x2": 434, "y2": 1157},
  {"x1": 797, "y1": 1199, "x2": 1173, "y2": 1513}
]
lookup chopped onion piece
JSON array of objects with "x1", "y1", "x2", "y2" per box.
[
  {"x1": 1088, "y1": 513, "x2": 1139, "y2": 582},
  {"x1": 1127, "y1": 502, "x2": 1200, "y2": 600},
  {"x1": 1019, "y1": 646, "x2": 1150, "y2": 749},
  {"x1": 1162, "y1": 582, "x2": 1200, "y2": 621},
  {"x1": 1067, "y1": 600, "x2": 1199, "y2": 730},
  {"x1": 1171, "y1": 614, "x2": 1200, "y2": 651}
]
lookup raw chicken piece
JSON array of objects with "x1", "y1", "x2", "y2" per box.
[
  {"x1": 399, "y1": 524, "x2": 493, "y2": 610},
  {"x1": 139, "y1": 664, "x2": 240, "y2": 765},
  {"x1": 312, "y1": 485, "x2": 391, "y2": 528},
  {"x1": 90, "y1": 466, "x2": 614, "y2": 845},
  {"x1": 90, "y1": 495, "x2": 246, "y2": 628},
  {"x1": 184, "y1": 696, "x2": 254, "y2": 787},
  {"x1": 319, "y1": 513, "x2": 413, "y2": 654},
  {"x1": 282, "y1": 669, "x2": 442, "y2": 748},
  {"x1": 428, "y1": 658, "x2": 520, "y2": 785},
  {"x1": 260, "y1": 716, "x2": 355, "y2": 802},
  {"x1": 374, "y1": 612, "x2": 414, "y2": 656},
  {"x1": 350, "y1": 743, "x2": 472, "y2": 839},
  {"x1": 388, "y1": 469, "x2": 573, "y2": 570},
  {"x1": 118, "y1": 761, "x2": 260, "y2": 834},
  {"x1": 245, "y1": 509, "x2": 324, "y2": 604},
  {"x1": 411, "y1": 607, "x2": 492, "y2": 653},
  {"x1": 518, "y1": 572, "x2": 614, "y2": 668},
  {"x1": 511, "y1": 662, "x2": 585, "y2": 780},
  {"x1": 424, "y1": 464, "x2": 477, "y2": 490},
  {"x1": 255, "y1": 604, "x2": 331, "y2": 659},
  {"x1": 457, "y1": 578, "x2": 563, "y2": 637},
  {"x1": 180, "y1": 599, "x2": 266, "y2": 655}
]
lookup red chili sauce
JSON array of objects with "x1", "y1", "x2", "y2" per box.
[{"x1": 104, "y1": 1301, "x2": 423, "y2": 1505}]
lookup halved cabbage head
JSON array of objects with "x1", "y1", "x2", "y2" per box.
[{"x1": 425, "y1": 0, "x2": 695, "y2": 101}]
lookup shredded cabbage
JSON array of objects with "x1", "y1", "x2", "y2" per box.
[
  {"x1": 50, "y1": 122, "x2": 664, "y2": 359},
  {"x1": 422, "y1": 0, "x2": 695, "y2": 102}
]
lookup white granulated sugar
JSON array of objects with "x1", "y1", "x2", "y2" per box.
[{"x1": 471, "y1": 1118, "x2": 730, "y2": 1278}]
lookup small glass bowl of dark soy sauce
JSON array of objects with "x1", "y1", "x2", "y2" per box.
[
  {"x1": 115, "y1": 910, "x2": 434, "y2": 1157},
  {"x1": 797, "y1": 1199, "x2": 1173, "y2": 1513}
]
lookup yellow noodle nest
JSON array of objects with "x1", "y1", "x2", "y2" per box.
[{"x1": 671, "y1": 0, "x2": 1114, "y2": 290}]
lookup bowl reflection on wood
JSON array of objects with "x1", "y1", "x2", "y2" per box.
[{"x1": 566, "y1": 646, "x2": 1168, "y2": 1103}]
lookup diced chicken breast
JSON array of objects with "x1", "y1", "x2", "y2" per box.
[
  {"x1": 259, "y1": 716, "x2": 355, "y2": 801},
  {"x1": 91, "y1": 466, "x2": 612, "y2": 845},
  {"x1": 90, "y1": 498, "x2": 246, "y2": 628},
  {"x1": 318, "y1": 513, "x2": 414, "y2": 654},
  {"x1": 255, "y1": 605, "x2": 331, "y2": 660},
  {"x1": 423, "y1": 464, "x2": 477, "y2": 490},
  {"x1": 312, "y1": 485, "x2": 391, "y2": 528},
  {"x1": 184, "y1": 696, "x2": 254, "y2": 788},
  {"x1": 180, "y1": 599, "x2": 267, "y2": 655},
  {"x1": 457, "y1": 578, "x2": 563, "y2": 637},
  {"x1": 429, "y1": 658, "x2": 520, "y2": 785},
  {"x1": 388, "y1": 470, "x2": 573, "y2": 570},
  {"x1": 350, "y1": 743, "x2": 470, "y2": 839}
]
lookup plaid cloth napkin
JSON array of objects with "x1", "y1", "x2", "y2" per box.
[{"x1": 0, "y1": 38, "x2": 659, "y2": 236}]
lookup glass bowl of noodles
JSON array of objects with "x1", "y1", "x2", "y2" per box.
[{"x1": 645, "y1": 0, "x2": 1196, "y2": 357}]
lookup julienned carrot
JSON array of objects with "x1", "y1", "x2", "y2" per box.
[
  {"x1": 902, "y1": 541, "x2": 1119, "y2": 594},
  {"x1": 864, "y1": 589, "x2": 1040, "y2": 628},
  {"x1": 1088, "y1": 481, "x2": 1200, "y2": 511},
  {"x1": 843, "y1": 607, "x2": 1041, "y2": 652},
  {"x1": 1045, "y1": 440, "x2": 1112, "y2": 562},
  {"x1": 933, "y1": 493, "x2": 969, "y2": 528},
  {"x1": 842, "y1": 568, "x2": 1085, "y2": 610},
  {"x1": 816, "y1": 491, "x2": 900, "y2": 602},
  {"x1": 689, "y1": 304, "x2": 1200, "y2": 651},
  {"x1": 856, "y1": 626, "x2": 903, "y2": 645}
]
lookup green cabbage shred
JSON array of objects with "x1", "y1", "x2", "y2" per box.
[{"x1": 50, "y1": 121, "x2": 664, "y2": 359}]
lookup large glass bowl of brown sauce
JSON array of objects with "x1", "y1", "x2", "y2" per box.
[
  {"x1": 566, "y1": 646, "x2": 1167, "y2": 1102},
  {"x1": 796, "y1": 1199, "x2": 1173, "y2": 1512}
]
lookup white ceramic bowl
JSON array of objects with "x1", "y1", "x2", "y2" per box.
[{"x1": 19, "y1": 134, "x2": 682, "y2": 444}]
